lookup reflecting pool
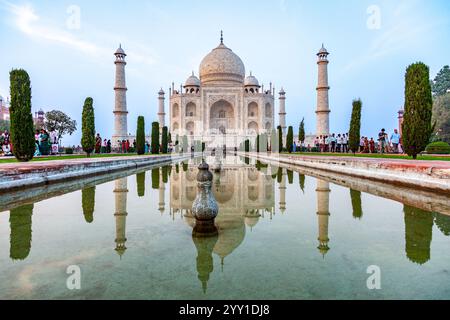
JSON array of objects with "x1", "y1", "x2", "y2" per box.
[{"x1": 0, "y1": 156, "x2": 449, "y2": 300}]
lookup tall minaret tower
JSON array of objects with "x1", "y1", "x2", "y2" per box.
[
  {"x1": 113, "y1": 45, "x2": 128, "y2": 148},
  {"x1": 114, "y1": 178, "x2": 128, "y2": 258},
  {"x1": 158, "y1": 89, "x2": 166, "y2": 132},
  {"x1": 316, "y1": 179, "x2": 331, "y2": 257},
  {"x1": 279, "y1": 88, "x2": 287, "y2": 136},
  {"x1": 316, "y1": 44, "x2": 331, "y2": 136}
]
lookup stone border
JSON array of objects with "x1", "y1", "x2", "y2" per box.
[
  {"x1": 0, "y1": 155, "x2": 193, "y2": 193},
  {"x1": 243, "y1": 153, "x2": 450, "y2": 194}
]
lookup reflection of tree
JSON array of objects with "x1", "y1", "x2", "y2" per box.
[
  {"x1": 136, "y1": 172, "x2": 146, "y2": 197},
  {"x1": 82, "y1": 187, "x2": 96, "y2": 223},
  {"x1": 255, "y1": 160, "x2": 268, "y2": 171},
  {"x1": 277, "y1": 168, "x2": 283, "y2": 183},
  {"x1": 176, "y1": 164, "x2": 180, "y2": 174},
  {"x1": 182, "y1": 162, "x2": 188, "y2": 172},
  {"x1": 299, "y1": 173, "x2": 305, "y2": 194},
  {"x1": 435, "y1": 212, "x2": 450, "y2": 236},
  {"x1": 162, "y1": 166, "x2": 170, "y2": 184},
  {"x1": 350, "y1": 189, "x2": 363, "y2": 219},
  {"x1": 10, "y1": 204, "x2": 34, "y2": 261},
  {"x1": 287, "y1": 170, "x2": 294, "y2": 185},
  {"x1": 193, "y1": 233, "x2": 218, "y2": 294},
  {"x1": 404, "y1": 205, "x2": 434, "y2": 265},
  {"x1": 151, "y1": 168, "x2": 160, "y2": 190}
]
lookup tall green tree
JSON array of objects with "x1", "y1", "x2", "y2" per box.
[
  {"x1": 82, "y1": 187, "x2": 96, "y2": 223},
  {"x1": 299, "y1": 118, "x2": 305, "y2": 146},
  {"x1": 287, "y1": 126, "x2": 294, "y2": 153},
  {"x1": 432, "y1": 65, "x2": 450, "y2": 96},
  {"x1": 161, "y1": 126, "x2": 169, "y2": 154},
  {"x1": 277, "y1": 126, "x2": 283, "y2": 153},
  {"x1": 432, "y1": 93, "x2": 450, "y2": 143},
  {"x1": 136, "y1": 116, "x2": 146, "y2": 155},
  {"x1": 349, "y1": 99, "x2": 362, "y2": 154},
  {"x1": 151, "y1": 122, "x2": 160, "y2": 154},
  {"x1": 44, "y1": 110, "x2": 77, "y2": 144},
  {"x1": 9, "y1": 69, "x2": 35, "y2": 162},
  {"x1": 256, "y1": 134, "x2": 260, "y2": 153},
  {"x1": 152, "y1": 168, "x2": 160, "y2": 189},
  {"x1": 403, "y1": 62, "x2": 433, "y2": 159},
  {"x1": 81, "y1": 97, "x2": 95, "y2": 157}
]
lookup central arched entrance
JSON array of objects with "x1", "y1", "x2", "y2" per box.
[{"x1": 210, "y1": 100, "x2": 235, "y2": 131}]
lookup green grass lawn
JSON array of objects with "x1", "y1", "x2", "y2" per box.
[
  {"x1": 0, "y1": 153, "x2": 164, "y2": 164},
  {"x1": 282, "y1": 152, "x2": 450, "y2": 161}
]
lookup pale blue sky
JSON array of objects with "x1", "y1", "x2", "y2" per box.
[{"x1": 0, "y1": 0, "x2": 449, "y2": 145}]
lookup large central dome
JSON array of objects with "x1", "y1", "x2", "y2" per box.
[{"x1": 199, "y1": 42, "x2": 245, "y2": 85}]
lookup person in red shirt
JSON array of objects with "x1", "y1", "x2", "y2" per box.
[{"x1": 125, "y1": 140, "x2": 130, "y2": 153}]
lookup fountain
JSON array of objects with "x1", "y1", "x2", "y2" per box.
[{"x1": 192, "y1": 160, "x2": 219, "y2": 237}]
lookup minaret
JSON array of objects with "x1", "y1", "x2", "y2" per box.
[
  {"x1": 279, "y1": 168, "x2": 287, "y2": 213},
  {"x1": 316, "y1": 44, "x2": 331, "y2": 136},
  {"x1": 114, "y1": 178, "x2": 128, "y2": 258},
  {"x1": 316, "y1": 179, "x2": 331, "y2": 257},
  {"x1": 279, "y1": 88, "x2": 287, "y2": 136},
  {"x1": 113, "y1": 45, "x2": 128, "y2": 148},
  {"x1": 158, "y1": 89, "x2": 166, "y2": 132}
]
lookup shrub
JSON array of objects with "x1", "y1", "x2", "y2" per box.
[
  {"x1": 425, "y1": 141, "x2": 450, "y2": 154},
  {"x1": 65, "y1": 148, "x2": 74, "y2": 155}
]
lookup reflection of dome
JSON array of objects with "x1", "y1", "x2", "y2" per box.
[
  {"x1": 244, "y1": 73, "x2": 259, "y2": 87},
  {"x1": 213, "y1": 184, "x2": 234, "y2": 204},
  {"x1": 245, "y1": 216, "x2": 260, "y2": 229},
  {"x1": 213, "y1": 214, "x2": 246, "y2": 264},
  {"x1": 185, "y1": 72, "x2": 200, "y2": 87},
  {"x1": 199, "y1": 42, "x2": 245, "y2": 85}
]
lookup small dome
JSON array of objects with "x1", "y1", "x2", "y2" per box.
[
  {"x1": 115, "y1": 45, "x2": 126, "y2": 56},
  {"x1": 158, "y1": 88, "x2": 165, "y2": 95},
  {"x1": 245, "y1": 216, "x2": 260, "y2": 229},
  {"x1": 318, "y1": 44, "x2": 329, "y2": 55},
  {"x1": 185, "y1": 73, "x2": 200, "y2": 87},
  {"x1": 244, "y1": 73, "x2": 260, "y2": 87}
]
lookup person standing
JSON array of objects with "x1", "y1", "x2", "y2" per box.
[
  {"x1": 39, "y1": 129, "x2": 50, "y2": 156},
  {"x1": 378, "y1": 129, "x2": 387, "y2": 154},
  {"x1": 390, "y1": 129, "x2": 401, "y2": 154},
  {"x1": 342, "y1": 133, "x2": 348, "y2": 153},
  {"x1": 107, "y1": 140, "x2": 111, "y2": 153},
  {"x1": 95, "y1": 134, "x2": 102, "y2": 154},
  {"x1": 330, "y1": 134, "x2": 337, "y2": 153},
  {"x1": 369, "y1": 138, "x2": 375, "y2": 154}
]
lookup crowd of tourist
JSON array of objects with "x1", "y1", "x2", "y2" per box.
[{"x1": 297, "y1": 128, "x2": 403, "y2": 154}]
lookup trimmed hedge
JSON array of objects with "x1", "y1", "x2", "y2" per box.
[{"x1": 425, "y1": 141, "x2": 450, "y2": 154}]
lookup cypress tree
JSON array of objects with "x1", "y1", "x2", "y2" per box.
[
  {"x1": 403, "y1": 62, "x2": 433, "y2": 159},
  {"x1": 299, "y1": 118, "x2": 305, "y2": 146},
  {"x1": 287, "y1": 126, "x2": 294, "y2": 153},
  {"x1": 136, "y1": 116, "x2": 145, "y2": 155},
  {"x1": 161, "y1": 126, "x2": 169, "y2": 154},
  {"x1": 81, "y1": 97, "x2": 95, "y2": 157},
  {"x1": 348, "y1": 99, "x2": 362, "y2": 154},
  {"x1": 9, "y1": 69, "x2": 35, "y2": 162},
  {"x1": 277, "y1": 126, "x2": 283, "y2": 153},
  {"x1": 151, "y1": 122, "x2": 160, "y2": 154},
  {"x1": 82, "y1": 187, "x2": 96, "y2": 223},
  {"x1": 256, "y1": 135, "x2": 260, "y2": 153}
]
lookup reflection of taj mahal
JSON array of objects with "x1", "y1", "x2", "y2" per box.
[{"x1": 161, "y1": 33, "x2": 284, "y2": 148}]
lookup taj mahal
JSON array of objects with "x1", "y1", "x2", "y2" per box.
[{"x1": 112, "y1": 32, "x2": 331, "y2": 149}]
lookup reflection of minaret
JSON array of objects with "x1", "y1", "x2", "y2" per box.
[
  {"x1": 158, "y1": 168, "x2": 166, "y2": 215},
  {"x1": 9, "y1": 204, "x2": 34, "y2": 261},
  {"x1": 279, "y1": 168, "x2": 286, "y2": 213},
  {"x1": 193, "y1": 233, "x2": 218, "y2": 294},
  {"x1": 316, "y1": 179, "x2": 330, "y2": 257},
  {"x1": 114, "y1": 178, "x2": 128, "y2": 258}
]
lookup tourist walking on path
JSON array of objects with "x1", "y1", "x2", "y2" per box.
[
  {"x1": 39, "y1": 129, "x2": 50, "y2": 156},
  {"x1": 95, "y1": 134, "x2": 102, "y2": 154},
  {"x1": 390, "y1": 129, "x2": 401, "y2": 154},
  {"x1": 378, "y1": 129, "x2": 388, "y2": 154}
]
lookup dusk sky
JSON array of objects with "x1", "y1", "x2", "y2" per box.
[{"x1": 0, "y1": 0, "x2": 449, "y2": 145}]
